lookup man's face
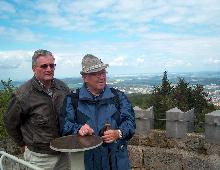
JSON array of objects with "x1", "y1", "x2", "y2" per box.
[
  {"x1": 32, "y1": 55, "x2": 55, "y2": 82},
  {"x1": 83, "y1": 69, "x2": 107, "y2": 94}
]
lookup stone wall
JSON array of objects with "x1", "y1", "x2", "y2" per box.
[
  {"x1": 2, "y1": 130, "x2": 220, "y2": 170},
  {"x1": 128, "y1": 129, "x2": 220, "y2": 170}
]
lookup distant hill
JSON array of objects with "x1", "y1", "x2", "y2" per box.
[{"x1": 1, "y1": 71, "x2": 220, "y2": 90}]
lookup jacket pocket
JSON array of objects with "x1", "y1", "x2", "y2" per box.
[{"x1": 31, "y1": 115, "x2": 49, "y2": 127}]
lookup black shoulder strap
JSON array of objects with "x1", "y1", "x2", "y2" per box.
[
  {"x1": 110, "y1": 87, "x2": 121, "y2": 126},
  {"x1": 71, "y1": 88, "x2": 80, "y2": 111},
  {"x1": 110, "y1": 87, "x2": 120, "y2": 110}
]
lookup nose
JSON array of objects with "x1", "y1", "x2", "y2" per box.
[
  {"x1": 46, "y1": 66, "x2": 51, "y2": 71},
  {"x1": 99, "y1": 73, "x2": 106, "y2": 79}
]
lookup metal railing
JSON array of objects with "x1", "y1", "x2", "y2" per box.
[{"x1": 0, "y1": 151, "x2": 44, "y2": 170}]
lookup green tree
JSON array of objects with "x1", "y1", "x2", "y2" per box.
[
  {"x1": 128, "y1": 93, "x2": 152, "y2": 109},
  {"x1": 148, "y1": 71, "x2": 215, "y2": 131},
  {"x1": 172, "y1": 78, "x2": 193, "y2": 112},
  {"x1": 150, "y1": 71, "x2": 175, "y2": 129},
  {"x1": 0, "y1": 79, "x2": 14, "y2": 139},
  {"x1": 192, "y1": 84, "x2": 215, "y2": 132},
  {"x1": 161, "y1": 71, "x2": 173, "y2": 96}
]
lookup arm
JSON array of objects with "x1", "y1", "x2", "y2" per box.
[
  {"x1": 102, "y1": 91, "x2": 136, "y2": 143},
  {"x1": 118, "y1": 91, "x2": 136, "y2": 140},
  {"x1": 59, "y1": 95, "x2": 83, "y2": 135},
  {"x1": 3, "y1": 93, "x2": 25, "y2": 147}
]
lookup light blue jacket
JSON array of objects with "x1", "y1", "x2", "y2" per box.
[{"x1": 60, "y1": 84, "x2": 135, "y2": 170}]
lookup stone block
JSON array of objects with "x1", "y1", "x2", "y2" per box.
[
  {"x1": 135, "y1": 106, "x2": 154, "y2": 135},
  {"x1": 135, "y1": 119, "x2": 152, "y2": 135},
  {"x1": 166, "y1": 121, "x2": 187, "y2": 138},
  {"x1": 166, "y1": 107, "x2": 194, "y2": 139},
  {"x1": 205, "y1": 110, "x2": 220, "y2": 144}
]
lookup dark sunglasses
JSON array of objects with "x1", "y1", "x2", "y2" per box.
[{"x1": 38, "y1": 64, "x2": 56, "y2": 69}]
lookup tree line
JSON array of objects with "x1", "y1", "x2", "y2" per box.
[
  {"x1": 0, "y1": 72, "x2": 217, "y2": 139},
  {"x1": 129, "y1": 71, "x2": 216, "y2": 132}
]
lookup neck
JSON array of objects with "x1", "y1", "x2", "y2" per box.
[
  {"x1": 86, "y1": 86, "x2": 102, "y2": 96},
  {"x1": 89, "y1": 88, "x2": 101, "y2": 96},
  {"x1": 35, "y1": 77, "x2": 52, "y2": 89}
]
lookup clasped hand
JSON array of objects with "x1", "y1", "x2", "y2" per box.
[
  {"x1": 101, "y1": 129, "x2": 120, "y2": 143},
  {"x1": 79, "y1": 124, "x2": 94, "y2": 136},
  {"x1": 79, "y1": 124, "x2": 120, "y2": 143}
]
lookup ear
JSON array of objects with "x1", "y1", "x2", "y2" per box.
[
  {"x1": 32, "y1": 65, "x2": 37, "y2": 73},
  {"x1": 82, "y1": 74, "x2": 88, "y2": 83}
]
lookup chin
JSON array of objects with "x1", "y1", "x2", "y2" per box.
[
  {"x1": 98, "y1": 84, "x2": 105, "y2": 90},
  {"x1": 45, "y1": 75, "x2": 54, "y2": 80}
]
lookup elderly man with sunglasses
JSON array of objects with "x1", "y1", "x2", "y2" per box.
[
  {"x1": 60, "y1": 54, "x2": 136, "y2": 170},
  {"x1": 4, "y1": 49, "x2": 70, "y2": 170}
]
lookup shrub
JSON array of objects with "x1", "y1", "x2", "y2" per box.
[{"x1": 0, "y1": 79, "x2": 14, "y2": 139}]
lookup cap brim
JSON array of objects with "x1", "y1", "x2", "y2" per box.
[{"x1": 80, "y1": 64, "x2": 109, "y2": 75}]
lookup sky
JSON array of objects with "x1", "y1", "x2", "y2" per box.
[{"x1": 0, "y1": 0, "x2": 220, "y2": 81}]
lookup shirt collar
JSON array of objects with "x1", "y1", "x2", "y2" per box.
[
  {"x1": 84, "y1": 83, "x2": 105, "y2": 98},
  {"x1": 33, "y1": 76, "x2": 55, "y2": 97}
]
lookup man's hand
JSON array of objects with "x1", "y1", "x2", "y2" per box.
[
  {"x1": 101, "y1": 129, "x2": 120, "y2": 143},
  {"x1": 79, "y1": 124, "x2": 94, "y2": 136}
]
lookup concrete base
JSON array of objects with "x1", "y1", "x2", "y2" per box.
[{"x1": 69, "y1": 152, "x2": 85, "y2": 170}]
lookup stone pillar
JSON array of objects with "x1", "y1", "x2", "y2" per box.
[
  {"x1": 205, "y1": 110, "x2": 220, "y2": 144},
  {"x1": 134, "y1": 106, "x2": 154, "y2": 135},
  {"x1": 185, "y1": 108, "x2": 195, "y2": 132},
  {"x1": 166, "y1": 107, "x2": 194, "y2": 138}
]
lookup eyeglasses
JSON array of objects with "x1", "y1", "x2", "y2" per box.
[
  {"x1": 89, "y1": 71, "x2": 107, "y2": 77},
  {"x1": 38, "y1": 64, "x2": 56, "y2": 69}
]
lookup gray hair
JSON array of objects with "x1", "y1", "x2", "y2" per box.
[{"x1": 32, "y1": 49, "x2": 54, "y2": 66}]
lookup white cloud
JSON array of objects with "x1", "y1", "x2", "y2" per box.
[
  {"x1": 0, "y1": 50, "x2": 32, "y2": 69},
  {"x1": 205, "y1": 58, "x2": 220, "y2": 64},
  {"x1": 0, "y1": 50, "x2": 33, "y2": 80},
  {"x1": 165, "y1": 59, "x2": 192, "y2": 68},
  {"x1": 136, "y1": 58, "x2": 145, "y2": 65},
  {"x1": 0, "y1": 0, "x2": 220, "y2": 79},
  {"x1": 109, "y1": 56, "x2": 126, "y2": 66},
  {"x1": 0, "y1": 26, "x2": 43, "y2": 42},
  {"x1": 2, "y1": 0, "x2": 220, "y2": 34}
]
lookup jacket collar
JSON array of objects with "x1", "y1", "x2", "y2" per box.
[
  {"x1": 31, "y1": 76, "x2": 63, "y2": 92},
  {"x1": 79, "y1": 84, "x2": 114, "y2": 101}
]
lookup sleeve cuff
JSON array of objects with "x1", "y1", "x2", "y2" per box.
[{"x1": 118, "y1": 129, "x2": 123, "y2": 139}]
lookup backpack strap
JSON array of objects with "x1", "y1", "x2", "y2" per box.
[
  {"x1": 110, "y1": 87, "x2": 120, "y2": 110},
  {"x1": 71, "y1": 88, "x2": 79, "y2": 112},
  {"x1": 110, "y1": 87, "x2": 121, "y2": 126},
  {"x1": 71, "y1": 88, "x2": 89, "y2": 124}
]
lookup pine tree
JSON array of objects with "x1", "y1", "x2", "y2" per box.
[
  {"x1": 161, "y1": 71, "x2": 172, "y2": 96},
  {"x1": 150, "y1": 71, "x2": 215, "y2": 131},
  {"x1": 172, "y1": 78, "x2": 192, "y2": 112},
  {"x1": 150, "y1": 71, "x2": 174, "y2": 129}
]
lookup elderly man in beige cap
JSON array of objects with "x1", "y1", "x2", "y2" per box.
[{"x1": 60, "y1": 54, "x2": 136, "y2": 170}]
